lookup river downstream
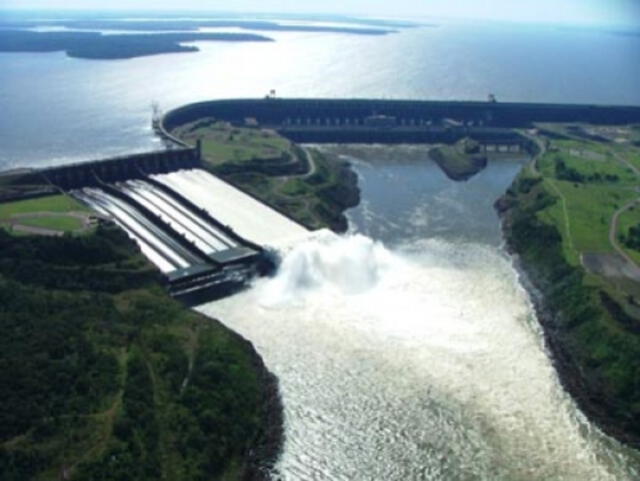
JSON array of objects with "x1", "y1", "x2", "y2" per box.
[{"x1": 198, "y1": 146, "x2": 640, "y2": 480}]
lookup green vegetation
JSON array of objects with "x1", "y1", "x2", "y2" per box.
[
  {"x1": 172, "y1": 120, "x2": 360, "y2": 232},
  {"x1": 532, "y1": 140, "x2": 638, "y2": 264},
  {"x1": 14, "y1": 215, "x2": 84, "y2": 232},
  {"x1": 0, "y1": 224, "x2": 276, "y2": 480},
  {"x1": 0, "y1": 194, "x2": 88, "y2": 218},
  {"x1": 0, "y1": 194, "x2": 92, "y2": 235},
  {"x1": 175, "y1": 120, "x2": 293, "y2": 165},
  {"x1": 625, "y1": 151, "x2": 640, "y2": 172},
  {"x1": 621, "y1": 220, "x2": 640, "y2": 251},
  {"x1": 0, "y1": 30, "x2": 273, "y2": 60},
  {"x1": 499, "y1": 128, "x2": 640, "y2": 445},
  {"x1": 618, "y1": 206, "x2": 640, "y2": 264}
]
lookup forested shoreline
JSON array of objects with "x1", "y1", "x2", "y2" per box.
[{"x1": 0, "y1": 224, "x2": 281, "y2": 480}]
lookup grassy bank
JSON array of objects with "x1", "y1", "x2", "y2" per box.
[
  {"x1": 171, "y1": 119, "x2": 360, "y2": 232},
  {"x1": 498, "y1": 126, "x2": 640, "y2": 447},
  {"x1": 0, "y1": 194, "x2": 93, "y2": 236},
  {"x1": 0, "y1": 224, "x2": 279, "y2": 480}
]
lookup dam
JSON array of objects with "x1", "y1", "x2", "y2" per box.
[
  {"x1": 5, "y1": 97, "x2": 640, "y2": 478},
  {"x1": 30, "y1": 98, "x2": 640, "y2": 304},
  {"x1": 161, "y1": 98, "x2": 640, "y2": 148}
]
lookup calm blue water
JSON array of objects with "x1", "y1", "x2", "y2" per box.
[{"x1": 1, "y1": 21, "x2": 639, "y2": 169}]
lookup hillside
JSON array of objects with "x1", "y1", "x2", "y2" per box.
[
  {"x1": 0, "y1": 224, "x2": 281, "y2": 480},
  {"x1": 497, "y1": 124, "x2": 640, "y2": 447}
]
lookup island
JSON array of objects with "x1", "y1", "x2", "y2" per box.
[
  {"x1": 428, "y1": 137, "x2": 489, "y2": 181},
  {"x1": 0, "y1": 17, "x2": 405, "y2": 60},
  {"x1": 0, "y1": 30, "x2": 274, "y2": 60}
]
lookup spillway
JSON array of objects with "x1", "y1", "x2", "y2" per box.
[
  {"x1": 153, "y1": 169, "x2": 308, "y2": 247},
  {"x1": 75, "y1": 187, "x2": 198, "y2": 273},
  {"x1": 116, "y1": 179, "x2": 238, "y2": 254},
  {"x1": 202, "y1": 233, "x2": 640, "y2": 480},
  {"x1": 72, "y1": 169, "x2": 287, "y2": 303}
]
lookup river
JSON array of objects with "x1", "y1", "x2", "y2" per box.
[{"x1": 198, "y1": 146, "x2": 640, "y2": 480}]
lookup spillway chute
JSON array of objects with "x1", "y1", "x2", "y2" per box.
[{"x1": 70, "y1": 167, "x2": 310, "y2": 304}]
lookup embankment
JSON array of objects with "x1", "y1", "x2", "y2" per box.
[
  {"x1": 162, "y1": 98, "x2": 640, "y2": 130},
  {"x1": 496, "y1": 180, "x2": 640, "y2": 448}
]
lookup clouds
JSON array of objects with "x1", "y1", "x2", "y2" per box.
[{"x1": 2, "y1": 0, "x2": 639, "y2": 27}]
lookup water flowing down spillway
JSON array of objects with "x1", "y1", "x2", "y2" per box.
[
  {"x1": 153, "y1": 169, "x2": 308, "y2": 247},
  {"x1": 74, "y1": 187, "x2": 193, "y2": 273},
  {"x1": 117, "y1": 179, "x2": 238, "y2": 253},
  {"x1": 73, "y1": 168, "x2": 308, "y2": 277},
  {"x1": 197, "y1": 148, "x2": 640, "y2": 480}
]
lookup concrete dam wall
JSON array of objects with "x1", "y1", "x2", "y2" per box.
[
  {"x1": 42, "y1": 145, "x2": 201, "y2": 190},
  {"x1": 72, "y1": 171, "x2": 275, "y2": 304},
  {"x1": 162, "y1": 98, "x2": 640, "y2": 135}
]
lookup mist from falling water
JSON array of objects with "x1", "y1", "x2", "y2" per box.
[{"x1": 199, "y1": 230, "x2": 640, "y2": 481}]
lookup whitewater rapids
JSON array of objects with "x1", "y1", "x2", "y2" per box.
[{"x1": 199, "y1": 231, "x2": 639, "y2": 481}]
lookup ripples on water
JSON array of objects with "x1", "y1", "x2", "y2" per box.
[
  {"x1": 2, "y1": 22, "x2": 640, "y2": 169},
  {"x1": 4, "y1": 17, "x2": 640, "y2": 478},
  {"x1": 200, "y1": 232, "x2": 638, "y2": 480},
  {"x1": 197, "y1": 148, "x2": 640, "y2": 480}
]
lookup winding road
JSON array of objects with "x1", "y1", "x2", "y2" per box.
[
  {"x1": 609, "y1": 198, "x2": 640, "y2": 267},
  {"x1": 608, "y1": 150, "x2": 640, "y2": 269}
]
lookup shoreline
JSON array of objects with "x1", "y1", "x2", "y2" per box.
[
  {"x1": 506, "y1": 246, "x2": 640, "y2": 447},
  {"x1": 202, "y1": 151, "x2": 639, "y2": 479},
  {"x1": 199, "y1": 156, "x2": 361, "y2": 478},
  {"x1": 495, "y1": 194, "x2": 640, "y2": 449},
  {"x1": 223, "y1": 325, "x2": 284, "y2": 481}
]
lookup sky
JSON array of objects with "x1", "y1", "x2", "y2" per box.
[{"x1": 2, "y1": 0, "x2": 640, "y2": 28}]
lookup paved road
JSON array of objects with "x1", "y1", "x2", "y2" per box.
[
  {"x1": 613, "y1": 150, "x2": 640, "y2": 177},
  {"x1": 609, "y1": 199, "x2": 640, "y2": 267},
  {"x1": 10, "y1": 224, "x2": 64, "y2": 236},
  {"x1": 608, "y1": 150, "x2": 640, "y2": 269},
  {"x1": 517, "y1": 129, "x2": 545, "y2": 176},
  {"x1": 299, "y1": 146, "x2": 317, "y2": 179}
]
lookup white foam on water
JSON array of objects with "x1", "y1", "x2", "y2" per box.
[{"x1": 199, "y1": 233, "x2": 640, "y2": 481}]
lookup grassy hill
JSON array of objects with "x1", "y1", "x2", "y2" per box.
[{"x1": 0, "y1": 194, "x2": 92, "y2": 236}]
